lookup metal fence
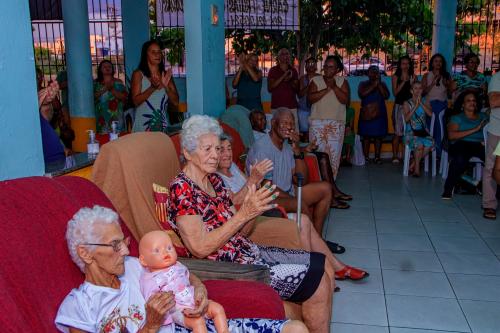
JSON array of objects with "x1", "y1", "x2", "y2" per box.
[
  {"x1": 31, "y1": 0, "x2": 500, "y2": 82},
  {"x1": 31, "y1": 0, "x2": 125, "y2": 85},
  {"x1": 153, "y1": 0, "x2": 499, "y2": 77}
]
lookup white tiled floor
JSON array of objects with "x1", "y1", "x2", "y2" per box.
[{"x1": 325, "y1": 162, "x2": 500, "y2": 333}]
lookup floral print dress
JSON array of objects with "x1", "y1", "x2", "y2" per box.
[{"x1": 94, "y1": 80, "x2": 127, "y2": 134}]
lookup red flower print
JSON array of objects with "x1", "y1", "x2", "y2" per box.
[{"x1": 109, "y1": 99, "x2": 118, "y2": 111}]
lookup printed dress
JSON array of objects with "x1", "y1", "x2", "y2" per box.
[
  {"x1": 132, "y1": 74, "x2": 169, "y2": 133},
  {"x1": 168, "y1": 172, "x2": 326, "y2": 302},
  {"x1": 94, "y1": 80, "x2": 127, "y2": 134},
  {"x1": 404, "y1": 100, "x2": 434, "y2": 150}
]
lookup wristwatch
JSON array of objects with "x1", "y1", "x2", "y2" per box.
[{"x1": 293, "y1": 152, "x2": 305, "y2": 160}]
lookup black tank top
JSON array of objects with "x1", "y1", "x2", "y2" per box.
[{"x1": 395, "y1": 78, "x2": 412, "y2": 105}]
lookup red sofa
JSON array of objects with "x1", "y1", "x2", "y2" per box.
[{"x1": 0, "y1": 176, "x2": 285, "y2": 332}]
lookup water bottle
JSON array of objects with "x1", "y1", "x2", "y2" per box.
[
  {"x1": 109, "y1": 121, "x2": 119, "y2": 141},
  {"x1": 87, "y1": 130, "x2": 100, "y2": 160}
]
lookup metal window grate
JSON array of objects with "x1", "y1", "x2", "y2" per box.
[{"x1": 31, "y1": 0, "x2": 125, "y2": 86}]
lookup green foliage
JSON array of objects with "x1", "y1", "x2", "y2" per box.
[
  {"x1": 34, "y1": 46, "x2": 52, "y2": 59},
  {"x1": 227, "y1": 0, "x2": 485, "y2": 69}
]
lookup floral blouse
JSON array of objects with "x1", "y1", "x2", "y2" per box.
[
  {"x1": 168, "y1": 172, "x2": 260, "y2": 264},
  {"x1": 94, "y1": 80, "x2": 127, "y2": 134}
]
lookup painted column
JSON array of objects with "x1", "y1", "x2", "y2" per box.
[
  {"x1": 184, "y1": 0, "x2": 225, "y2": 117},
  {"x1": 432, "y1": 0, "x2": 458, "y2": 72},
  {"x1": 61, "y1": 0, "x2": 94, "y2": 152},
  {"x1": 121, "y1": 0, "x2": 150, "y2": 81},
  {"x1": 0, "y1": 0, "x2": 44, "y2": 180}
]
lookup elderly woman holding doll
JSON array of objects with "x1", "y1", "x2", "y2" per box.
[
  {"x1": 55, "y1": 205, "x2": 306, "y2": 333},
  {"x1": 167, "y1": 115, "x2": 333, "y2": 333}
]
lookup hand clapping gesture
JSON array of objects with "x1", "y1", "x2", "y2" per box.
[
  {"x1": 248, "y1": 159, "x2": 273, "y2": 186},
  {"x1": 161, "y1": 68, "x2": 173, "y2": 89},
  {"x1": 238, "y1": 183, "x2": 278, "y2": 221}
]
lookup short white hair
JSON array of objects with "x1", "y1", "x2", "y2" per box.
[
  {"x1": 181, "y1": 115, "x2": 222, "y2": 153},
  {"x1": 66, "y1": 205, "x2": 119, "y2": 272}
]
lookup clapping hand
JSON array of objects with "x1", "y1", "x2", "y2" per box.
[
  {"x1": 150, "y1": 74, "x2": 162, "y2": 89},
  {"x1": 248, "y1": 159, "x2": 273, "y2": 185},
  {"x1": 238, "y1": 183, "x2": 278, "y2": 221},
  {"x1": 161, "y1": 68, "x2": 173, "y2": 88}
]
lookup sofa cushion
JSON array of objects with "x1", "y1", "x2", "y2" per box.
[{"x1": 152, "y1": 183, "x2": 188, "y2": 257}]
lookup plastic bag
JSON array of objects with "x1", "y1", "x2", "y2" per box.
[{"x1": 351, "y1": 134, "x2": 365, "y2": 166}]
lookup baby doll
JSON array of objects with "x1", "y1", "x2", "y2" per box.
[{"x1": 139, "y1": 230, "x2": 228, "y2": 333}]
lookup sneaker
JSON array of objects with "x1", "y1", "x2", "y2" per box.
[
  {"x1": 392, "y1": 158, "x2": 400, "y2": 165},
  {"x1": 441, "y1": 190, "x2": 453, "y2": 200}
]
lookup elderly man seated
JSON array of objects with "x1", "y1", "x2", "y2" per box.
[
  {"x1": 55, "y1": 205, "x2": 306, "y2": 333},
  {"x1": 246, "y1": 108, "x2": 336, "y2": 235}
]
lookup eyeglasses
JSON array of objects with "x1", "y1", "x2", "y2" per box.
[{"x1": 84, "y1": 237, "x2": 130, "y2": 253}]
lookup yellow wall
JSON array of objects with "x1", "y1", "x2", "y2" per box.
[{"x1": 71, "y1": 117, "x2": 97, "y2": 152}]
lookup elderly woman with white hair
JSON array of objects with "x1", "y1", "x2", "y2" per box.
[
  {"x1": 167, "y1": 115, "x2": 334, "y2": 333},
  {"x1": 55, "y1": 205, "x2": 307, "y2": 333}
]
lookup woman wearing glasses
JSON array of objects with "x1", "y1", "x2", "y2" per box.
[{"x1": 55, "y1": 205, "x2": 306, "y2": 333}]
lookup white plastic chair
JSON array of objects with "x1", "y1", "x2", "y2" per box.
[
  {"x1": 438, "y1": 110, "x2": 448, "y2": 178},
  {"x1": 427, "y1": 113, "x2": 437, "y2": 177},
  {"x1": 402, "y1": 111, "x2": 434, "y2": 176}
]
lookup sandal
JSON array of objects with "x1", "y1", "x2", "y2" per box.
[
  {"x1": 330, "y1": 200, "x2": 350, "y2": 209},
  {"x1": 335, "y1": 193, "x2": 353, "y2": 201},
  {"x1": 483, "y1": 208, "x2": 497, "y2": 220},
  {"x1": 335, "y1": 266, "x2": 369, "y2": 281},
  {"x1": 326, "y1": 241, "x2": 346, "y2": 254}
]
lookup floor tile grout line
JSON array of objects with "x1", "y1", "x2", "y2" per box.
[
  {"x1": 454, "y1": 197, "x2": 500, "y2": 260},
  {"x1": 367, "y1": 165, "x2": 392, "y2": 329},
  {"x1": 403, "y1": 173, "x2": 474, "y2": 333}
]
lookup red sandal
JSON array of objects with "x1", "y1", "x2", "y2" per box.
[{"x1": 335, "y1": 266, "x2": 369, "y2": 281}]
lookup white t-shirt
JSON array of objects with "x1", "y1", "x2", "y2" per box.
[
  {"x1": 488, "y1": 72, "x2": 500, "y2": 136},
  {"x1": 218, "y1": 163, "x2": 247, "y2": 193},
  {"x1": 55, "y1": 257, "x2": 174, "y2": 333}
]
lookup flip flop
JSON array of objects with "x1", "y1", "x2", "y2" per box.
[
  {"x1": 483, "y1": 208, "x2": 496, "y2": 220},
  {"x1": 335, "y1": 266, "x2": 369, "y2": 281},
  {"x1": 326, "y1": 241, "x2": 346, "y2": 254},
  {"x1": 330, "y1": 201, "x2": 350, "y2": 209},
  {"x1": 335, "y1": 193, "x2": 353, "y2": 201}
]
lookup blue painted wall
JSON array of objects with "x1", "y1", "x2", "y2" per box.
[
  {"x1": 184, "y1": 0, "x2": 226, "y2": 117},
  {"x1": 174, "y1": 75, "x2": 397, "y2": 104},
  {"x1": 122, "y1": 0, "x2": 150, "y2": 81},
  {"x1": 61, "y1": 0, "x2": 94, "y2": 118},
  {"x1": 0, "y1": 0, "x2": 44, "y2": 180},
  {"x1": 432, "y1": 0, "x2": 458, "y2": 73}
]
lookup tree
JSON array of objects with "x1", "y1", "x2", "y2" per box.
[{"x1": 228, "y1": 0, "x2": 484, "y2": 73}]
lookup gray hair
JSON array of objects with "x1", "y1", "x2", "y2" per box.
[
  {"x1": 272, "y1": 107, "x2": 294, "y2": 121},
  {"x1": 181, "y1": 115, "x2": 222, "y2": 153},
  {"x1": 66, "y1": 205, "x2": 119, "y2": 272},
  {"x1": 220, "y1": 132, "x2": 233, "y2": 142}
]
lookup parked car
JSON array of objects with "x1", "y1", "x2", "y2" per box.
[
  {"x1": 343, "y1": 57, "x2": 385, "y2": 74},
  {"x1": 348, "y1": 68, "x2": 387, "y2": 76}
]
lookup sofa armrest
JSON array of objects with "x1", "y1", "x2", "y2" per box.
[
  {"x1": 248, "y1": 216, "x2": 302, "y2": 250},
  {"x1": 179, "y1": 258, "x2": 270, "y2": 284}
]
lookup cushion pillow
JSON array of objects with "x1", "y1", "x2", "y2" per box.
[{"x1": 152, "y1": 183, "x2": 188, "y2": 257}]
